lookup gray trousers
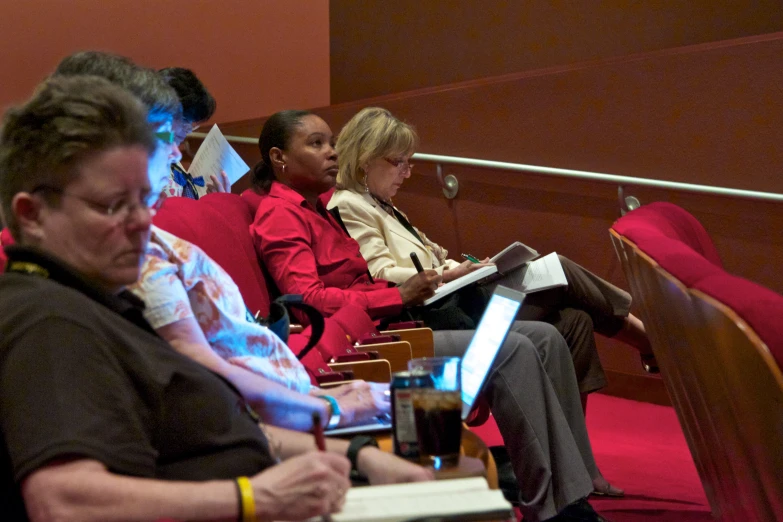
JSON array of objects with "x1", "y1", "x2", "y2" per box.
[
  {"x1": 488, "y1": 255, "x2": 632, "y2": 394},
  {"x1": 433, "y1": 321, "x2": 596, "y2": 522}
]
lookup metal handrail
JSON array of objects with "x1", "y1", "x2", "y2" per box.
[{"x1": 190, "y1": 132, "x2": 783, "y2": 203}]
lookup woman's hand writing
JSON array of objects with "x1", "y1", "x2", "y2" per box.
[
  {"x1": 399, "y1": 270, "x2": 441, "y2": 306},
  {"x1": 252, "y1": 451, "x2": 351, "y2": 521}
]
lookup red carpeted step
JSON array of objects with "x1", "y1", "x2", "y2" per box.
[{"x1": 471, "y1": 393, "x2": 712, "y2": 521}]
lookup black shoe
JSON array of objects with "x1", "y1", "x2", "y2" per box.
[
  {"x1": 641, "y1": 353, "x2": 660, "y2": 374},
  {"x1": 546, "y1": 499, "x2": 612, "y2": 522},
  {"x1": 489, "y1": 446, "x2": 520, "y2": 506}
]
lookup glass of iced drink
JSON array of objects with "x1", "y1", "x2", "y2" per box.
[{"x1": 408, "y1": 356, "x2": 462, "y2": 469}]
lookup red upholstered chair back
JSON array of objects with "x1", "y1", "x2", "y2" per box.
[
  {"x1": 610, "y1": 205, "x2": 783, "y2": 520},
  {"x1": 152, "y1": 193, "x2": 272, "y2": 317},
  {"x1": 691, "y1": 271, "x2": 783, "y2": 370},
  {"x1": 612, "y1": 201, "x2": 722, "y2": 267}
]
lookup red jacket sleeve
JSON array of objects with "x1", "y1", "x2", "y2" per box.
[{"x1": 251, "y1": 202, "x2": 403, "y2": 319}]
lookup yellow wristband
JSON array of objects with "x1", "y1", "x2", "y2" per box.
[{"x1": 236, "y1": 476, "x2": 255, "y2": 522}]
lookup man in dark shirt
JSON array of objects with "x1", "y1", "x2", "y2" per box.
[{"x1": 0, "y1": 74, "x2": 428, "y2": 522}]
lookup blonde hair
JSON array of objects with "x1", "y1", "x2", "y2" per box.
[{"x1": 335, "y1": 107, "x2": 418, "y2": 192}]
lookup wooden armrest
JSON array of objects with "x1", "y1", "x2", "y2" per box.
[
  {"x1": 318, "y1": 380, "x2": 356, "y2": 389},
  {"x1": 381, "y1": 327, "x2": 434, "y2": 359},
  {"x1": 289, "y1": 324, "x2": 304, "y2": 334},
  {"x1": 356, "y1": 341, "x2": 412, "y2": 372},
  {"x1": 329, "y1": 359, "x2": 392, "y2": 383}
]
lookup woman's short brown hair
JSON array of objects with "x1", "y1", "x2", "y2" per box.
[{"x1": 0, "y1": 75, "x2": 155, "y2": 238}]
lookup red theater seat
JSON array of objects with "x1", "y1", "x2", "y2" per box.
[
  {"x1": 612, "y1": 201, "x2": 723, "y2": 266},
  {"x1": 153, "y1": 193, "x2": 272, "y2": 317},
  {"x1": 610, "y1": 202, "x2": 783, "y2": 521},
  {"x1": 0, "y1": 228, "x2": 14, "y2": 273}
]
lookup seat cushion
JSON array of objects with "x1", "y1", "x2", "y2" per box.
[
  {"x1": 630, "y1": 231, "x2": 723, "y2": 288},
  {"x1": 613, "y1": 202, "x2": 722, "y2": 267}
]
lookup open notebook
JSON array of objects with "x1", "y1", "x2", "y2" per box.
[
  {"x1": 306, "y1": 477, "x2": 514, "y2": 522},
  {"x1": 325, "y1": 286, "x2": 525, "y2": 436}
]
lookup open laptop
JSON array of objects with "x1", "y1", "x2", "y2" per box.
[{"x1": 325, "y1": 285, "x2": 525, "y2": 435}]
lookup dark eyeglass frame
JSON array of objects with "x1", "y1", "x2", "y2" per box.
[{"x1": 31, "y1": 185, "x2": 154, "y2": 220}]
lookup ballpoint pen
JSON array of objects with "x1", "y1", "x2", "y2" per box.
[
  {"x1": 312, "y1": 412, "x2": 334, "y2": 522},
  {"x1": 461, "y1": 253, "x2": 480, "y2": 264},
  {"x1": 410, "y1": 252, "x2": 425, "y2": 272}
]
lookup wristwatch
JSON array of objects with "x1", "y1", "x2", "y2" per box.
[
  {"x1": 318, "y1": 395, "x2": 341, "y2": 429},
  {"x1": 347, "y1": 435, "x2": 380, "y2": 476}
]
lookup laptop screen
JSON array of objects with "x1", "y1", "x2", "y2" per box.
[{"x1": 461, "y1": 287, "x2": 525, "y2": 418}]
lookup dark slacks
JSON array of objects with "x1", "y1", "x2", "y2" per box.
[
  {"x1": 433, "y1": 321, "x2": 597, "y2": 521},
  {"x1": 487, "y1": 255, "x2": 632, "y2": 393}
]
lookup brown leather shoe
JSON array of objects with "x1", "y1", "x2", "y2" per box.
[{"x1": 591, "y1": 475, "x2": 625, "y2": 498}]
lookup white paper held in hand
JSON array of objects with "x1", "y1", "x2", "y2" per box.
[
  {"x1": 188, "y1": 124, "x2": 250, "y2": 196},
  {"x1": 520, "y1": 252, "x2": 568, "y2": 293}
]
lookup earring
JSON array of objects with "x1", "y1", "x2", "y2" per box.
[
  {"x1": 282, "y1": 164, "x2": 287, "y2": 174},
  {"x1": 364, "y1": 174, "x2": 369, "y2": 194}
]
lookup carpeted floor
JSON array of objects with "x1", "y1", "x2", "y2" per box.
[{"x1": 471, "y1": 393, "x2": 713, "y2": 521}]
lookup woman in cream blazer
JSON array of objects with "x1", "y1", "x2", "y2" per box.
[{"x1": 329, "y1": 108, "x2": 659, "y2": 397}]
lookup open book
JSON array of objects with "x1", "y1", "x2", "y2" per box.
[
  {"x1": 422, "y1": 241, "x2": 567, "y2": 305},
  {"x1": 490, "y1": 241, "x2": 539, "y2": 275},
  {"x1": 307, "y1": 477, "x2": 514, "y2": 522},
  {"x1": 187, "y1": 124, "x2": 250, "y2": 197}
]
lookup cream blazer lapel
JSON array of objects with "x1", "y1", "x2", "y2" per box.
[
  {"x1": 328, "y1": 189, "x2": 438, "y2": 283},
  {"x1": 360, "y1": 192, "x2": 435, "y2": 269}
]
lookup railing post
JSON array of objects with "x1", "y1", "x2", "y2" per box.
[
  {"x1": 618, "y1": 185, "x2": 641, "y2": 216},
  {"x1": 436, "y1": 163, "x2": 459, "y2": 199}
]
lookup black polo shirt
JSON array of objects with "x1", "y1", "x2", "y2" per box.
[{"x1": 0, "y1": 247, "x2": 276, "y2": 520}]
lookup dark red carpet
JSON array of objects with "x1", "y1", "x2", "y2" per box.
[{"x1": 470, "y1": 394, "x2": 713, "y2": 521}]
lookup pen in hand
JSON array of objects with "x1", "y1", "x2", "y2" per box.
[
  {"x1": 312, "y1": 412, "x2": 333, "y2": 522},
  {"x1": 461, "y1": 253, "x2": 480, "y2": 264},
  {"x1": 410, "y1": 252, "x2": 425, "y2": 273},
  {"x1": 312, "y1": 412, "x2": 326, "y2": 451}
]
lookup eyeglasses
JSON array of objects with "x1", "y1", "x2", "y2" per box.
[
  {"x1": 155, "y1": 130, "x2": 176, "y2": 145},
  {"x1": 173, "y1": 121, "x2": 200, "y2": 145},
  {"x1": 32, "y1": 185, "x2": 154, "y2": 222},
  {"x1": 384, "y1": 157, "x2": 415, "y2": 173}
]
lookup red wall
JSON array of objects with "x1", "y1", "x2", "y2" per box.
[
  {"x1": 330, "y1": 0, "x2": 783, "y2": 103},
  {"x1": 0, "y1": 0, "x2": 330, "y2": 123}
]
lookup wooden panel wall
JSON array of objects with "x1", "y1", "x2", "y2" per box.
[
  {"x1": 330, "y1": 0, "x2": 783, "y2": 103},
  {"x1": 0, "y1": 0, "x2": 330, "y2": 123}
]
